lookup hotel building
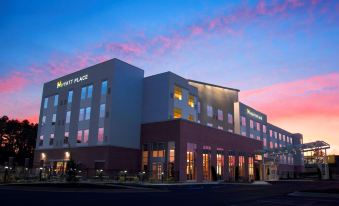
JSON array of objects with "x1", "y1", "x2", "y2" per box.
[{"x1": 34, "y1": 58, "x2": 303, "y2": 182}]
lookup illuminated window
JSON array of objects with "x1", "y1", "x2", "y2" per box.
[
  {"x1": 142, "y1": 144, "x2": 148, "y2": 171},
  {"x1": 250, "y1": 134, "x2": 254, "y2": 139},
  {"x1": 49, "y1": 133, "x2": 54, "y2": 145},
  {"x1": 152, "y1": 143, "x2": 165, "y2": 158},
  {"x1": 66, "y1": 111, "x2": 71, "y2": 124},
  {"x1": 217, "y1": 109, "x2": 223, "y2": 121},
  {"x1": 269, "y1": 130, "x2": 273, "y2": 137},
  {"x1": 248, "y1": 157, "x2": 254, "y2": 180},
  {"x1": 101, "y1": 80, "x2": 108, "y2": 95},
  {"x1": 43, "y1": 98, "x2": 48, "y2": 109},
  {"x1": 54, "y1": 95, "x2": 59, "y2": 107},
  {"x1": 173, "y1": 107, "x2": 182, "y2": 119},
  {"x1": 168, "y1": 142, "x2": 175, "y2": 177},
  {"x1": 228, "y1": 129, "x2": 234, "y2": 133},
  {"x1": 256, "y1": 122, "x2": 260, "y2": 131},
  {"x1": 241, "y1": 131, "x2": 246, "y2": 136},
  {"x1": 67, "y1": 90, "x2": 73, "y2": 104},
  {"x1": 188, "y1": 95, "x2": 194, "y2": 107},
  {"x1": 100, "y1": 104, "x2": 105, "y2": 118},
  {"x1": 270, "y1": 142, "x2": 273, "y2": 148},
  {"x1": 263, "y1": 138, "x2": 267, "y2": 147},
  {"x1": 79, "y1": 108, "x2": 84, "y2": 121},
  {"x1": 188, "y1": 114, "x2": 194, "y2": 121},
  {"x1": 77, "y1": 130, "x2": 83, "y2": 144},
  {"x1": 174, "y1": 85, "x2": 182, "y2": 100},
  {"x1": 39, "y1": 135, "x2": 43, "y2": 146},
  {"x1": 283, "y1": 135, "x2": 286, "y2": 141},
  {"x1": 218, "y1": 126, "x2": 223, "y2": 130},
  {"x1": 241, "y1": 116, "x2": 246, "y2": 126},
  {"x1": 186, "y1": 143, "x2": 197, "y2": 180},
  {"x1": 42, "y1": 116, "x2": 46, "y2": 125},
  {"x1": 275, "y1": 143, "x2": 278, "y2": 148},
  {"x1": 83, "y1": 129, "x2": 89, "y2": 143},
  {"x1": 98, "y1": 127, "x2": 104, "y2": 143},
  {"x1": 216, "y1": 148, "x2": 224, "y2": 179},
  {"x1": 202, "y1": 146, "x2": 211, "y2": 181},
  {"x1": 228, "y1": 155, "x2": 235, "y2": 179},
  {"x1": 279, "y1": 133, "x2": 282, "y2": 140},
  {"x1": 207, "y1": 123, "x2": 213, "y2": 127},
  {"x1": 85, "y1": 107, "x2": 91, "y2": 120},
  {"x1": 228, "y1": 113, "x2": 233, "y2": 124},
  {"x1": 239, "y1": 156, "x2": 245, "y2": 177},
  {"x1": 256, "y1": 136, "x2": 260, "y2": 140},
  {"x1": 274, "y1": 131, "x2": 278, "y2": 139},
  {"x1": 250, "y1": 119, "x2": 254, "y2": 129},
  {"x1": 64, "y1": 132, "x2": 69, "y2": 145},
  {"x1": 206, "y1": 105, "x2": 213, "y2": 117}
]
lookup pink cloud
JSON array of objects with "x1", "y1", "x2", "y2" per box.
[{"x1": 0, "y1": 73, "x2": 29, "y2": 94}]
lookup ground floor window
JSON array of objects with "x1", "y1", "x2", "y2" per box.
[
  {"x1": 186, "y1": 143, "x2": 197, "y2": 180},
  {"x1": 228, "y1": 155, "x2": 235, "y2": 180},
  {"x1": 216, "y1": 148, "x2": 224, "y2": 179},
  {"x1": 248, "y1": 157, "x2": 254, "y2": 180},
  {"x1": 168, "y1": 142, "x2": 175, "y2": 178},
  {"x1": 202, "y1": 146, "x2": 211, "y2": 181},
  {"x1": 142, "y1": 144, "x2": 149, "y2": 171},
  {"x1": 239, "y1": 156, "x2": 245, "y2": 177},
  {"x1": 152, "y1": 162, "x2": 163, "y2": 180}
]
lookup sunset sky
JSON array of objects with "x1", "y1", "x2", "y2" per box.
[{"x1": 1, "y1": 0, "x2": 338, "y2": 153}]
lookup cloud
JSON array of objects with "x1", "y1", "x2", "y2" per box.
[{"x1": 0, "y1": 73, "x2": 29, "y2": 94}]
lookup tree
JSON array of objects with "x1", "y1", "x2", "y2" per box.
[{"x1": 0, "y1": 116, "x2": 37, "y2": 166}]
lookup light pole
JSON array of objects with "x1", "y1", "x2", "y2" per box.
[{"x1": 3, "y1": 166, "x2": 9, "y2": 183}]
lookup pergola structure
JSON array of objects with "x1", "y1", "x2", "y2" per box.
[{"x1": 256, "y1": 140, "x2": 330, "y2": 180}]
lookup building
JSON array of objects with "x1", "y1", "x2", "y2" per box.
[{"x1": 34, "y1": 58, "x2": 303, "y2": 181}]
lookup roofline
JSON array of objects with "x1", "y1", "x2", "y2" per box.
[{"x1": 187, "y1": 79, "x2": 240, "y2": 92}]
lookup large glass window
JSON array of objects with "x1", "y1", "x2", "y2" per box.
[
  {"x1": 250, "y1": 119, "x2": 254, "y2": 129},
  {"x1": 248, "y1": 157, "x2": 254, "y2": 181},
  {"x1": 239, "y1": 156, "x2": 245, "y2": 177},
  {"x1": 173, "y1": 107, "x2": 182, "y2": 119},
  {"x1": 98, "y1": 127, "x2": 104, "y2": 143},
  {"x1": 66, "y1": 90, "x2": 72, "y2": 104},
  {"x1": 43, "y1": 98, "x2": 48, "y2": 109},
  {"x1": 241, "y1": 116, "x2": 246, "y2": 126},
  {"x1": 152, "y1": 143, "x2": 165, "y2": 158},
  {"x1": 54, "y1": 95, "x2": 59, "y2": 107},
  {"x1": 217, "y1": 109, "x2": 223, "y2": 121},
  {"x1": 79, "y1": 108, "x2": 84, "y2": 121},
  {"x1": 101, "y1": 80, "x2": 108, "y2": 95},
  {"x1": 85, "y1": 107, "x2": 91, "y2": 120},
  {"x1": 83, "y1": 129, "x2": 89, "y2": 143},
  {"x1": 168, "y1": 142, "x2": 175, "y2": 178},
  {"x1": 77, "y1": 130, "x2": 82, "y2": 143},
  {"x1": 202, "y1": 145, "x2": 211, "y2": 181},
  {"x1": 263, "y1": 125, "x2": 267, "y2": 133},
  {"x1": 228, "y1": 155, "x2": 235, "y2": 180},
  {"x1": 256, "y1": 122, "x2": 260, "y2": 131},
  {"x1": 188, "y1": 95, "x2": 194, "y2": 107},
  {"x1": 81, "y1": 87, "x2": 86, "y2": 100},
  {"x1": 99, "y1": 104, "x2": 105, "y2": 118},
  {"x1": 186, "y1": 143, "x2": 197, "y2": 180},
  {"x1": 87, "y1": 85, "x2": 93, "y2": 98},
  {"x1": 207, "y1": 105, "x2": 213, "y2": 117},
  {"x1": 174, "y1": 85, "x2": 182, "y2": 100},
  {"x1": 142, "y1": 144, "x2": 148, "y2": 171},
  {"x1": 66, "y1": 111, "x2": 71, "y2": 123},
  {"x1": 77, "y1": 130, "x2": 89, "y2": 144},
  {"x1": 216, "y1": 148, "x2": 224, "y2": 180}
]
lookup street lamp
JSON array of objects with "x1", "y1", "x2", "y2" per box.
[
  {"x1": 39, "y1": 167, "x2": 43, "y2": 181},
  {"x1": 3, "y1": 166, "x2": 9, "y2": 183}
]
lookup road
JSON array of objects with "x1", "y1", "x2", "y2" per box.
[{"x1": 1, "y1": 181, "x2": 339, "y2": 206}]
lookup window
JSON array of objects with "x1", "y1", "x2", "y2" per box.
[
  {"x1": 83, "y1": 129, "x2": 89, "y2": 143},
  {"x1": 283, "y1": 135, "x2": 286, "y2": 141},
  {"x1": 217, "y1": 126, "x2": 223, "y2": 130},
  {"x1": 263, "y1": 138, "x2": 267, "y2": 147},
  {"x1": 197, "y1": 102, "x2": 201, "y2": 113},
  {"x1": 87, "y1": 85, "x2": 93, "y2": 98},
  {"x1": 174, "y1": 86, "x2": 182, "y2": 100},
  {"x1": 85, "y1": 107, "x2": 91, "y2": 120},
  {"x1": 216, "y1": 148, "x2": 224, "y2": 179},
  {"x1": 66, "y1": 111, "x2": 71, "y2": 123},
  {"x1": 256, "y1": 136, "x2": 260, "y2": 140},
  {"x1": 270, "y1": 130, "x2": 273, "y2": 137},
  {"x1": 100, "y1": 104, "x2": 105, "y2": 118},
  {"x1": 270, "y1": 142, "x2": 273, "y2": 148},
  {"x1": 142, "y1": 144, "x2": 148, "y2": 171},
  {"x1": 228, "y1": 113, "x2": 233, "y2": 124},
  {"x1": 186, "y1": 143, "x2": 197, "y2": 180},
  {"x1": 188, "y1": 114, "x2": 194, "y2": 121},
  {"x1": 77, "y1": 130, "x2": 83, "y2": 143},
  {"x1": 42, "y1": 116, "x2": 46, "y2": 125},
  {"x1": 241, "y1": 131, "x2": 246, "y2": 136},
  {"x1": 250, "y1": 134, "x2": 254, "y2": 139},
  {"x1": 101, "y1": 80, "x2": 108, "y2": 95},
  {"x1": 98, "y1": 127, "x2": 104, "y2": 143},
  {"x1": 256, "y1": 122, "x2": 260, "y2": 131},
  {"x1": 207, "y1": 105, "x2": 213, "y2": 117},
  {"x1": 54, "y1": 95, "x2": 59, "y2": 107},
  {"x1": 279, "y1": 133, "x2": 282, "y2": 140},
  {"x1": 173, "y1": 107, "x2": 182, "y2": 119},
  {"x1": 241, "y1": 116, "x2": 246, "y2": 126},
  {"x1": 39, "y1": 135, "x2": 43, "y2": 146},
  {"x1": 250, "y1": 120, "x2": 254, "y2": 129},
  {"x1": 263, "y1": 125, "x2": 267, "y2": 133},
  {"x1": 67, "y1": 90, "x2": 73, "y2": 104},
  {"x1": 168, "y1": 142, "x2": 175, "y2": 177},
  {"x1": 228, "y1": 156, "x2": 235, "y2": 179},
  {"x1": 207, "y1": 123, "x2": 213, "y2": 127},
  {"x1": 81, "y1": 87, "x2": 86, "y2": 100},
  {"x1": 239, "y1": 156, "x2": 245, "y2": 177},
  {"x1": 275, "y1": 143, "x2": 278, "y2": 148},
  {"x1": 49, "y1": 133, "x2": 54, "y2": 145},
  {"x1": 52, "y1": 114, "x2": 56, "y2": 125},
  {"x1": 228, "y1": 129, "x2": 233, "y2": 133},
  {"x1": 64, "y1": 132, "x2": 69, "y2": 145},
  {"x1": 43, "y1": 98, "x2": 48, "y2": 109},
  {"x1": 79, "y1": 108, "x2": 85, "y2": 121},
  {"x1": 188, "y1": 95, "x2": 194, "y2": 107},
  {"x1": 249, "y1": 157, "x2": 254, "y2": 180},
  {"x1": 202, "y1": 146, "x2": 211, "y2": 181},
  {"x1": 274, "y1": 131, "x2": 278, "y2": 139},
  {"x1": 152, "y1": 143, "x2": 165, "y2": 158},
  {"x1": 217, "y1": 109, "x2": 223, "y2": 121}
]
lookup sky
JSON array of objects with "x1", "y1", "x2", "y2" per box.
[{"x1": 0, "y1": 0, "x2": 339, "y2": 153}]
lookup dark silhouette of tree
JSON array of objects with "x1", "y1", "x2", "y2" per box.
[{"x1": 0, "y1": 116, "x2": 37, "y2": 166}]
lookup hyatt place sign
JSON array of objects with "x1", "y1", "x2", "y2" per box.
[
  {"x1": 57, "y1": 74, "x2": 88, "y2": 89},
  {"x1": 246, "y1": 108, "x2": 263, "y2": 121}
]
